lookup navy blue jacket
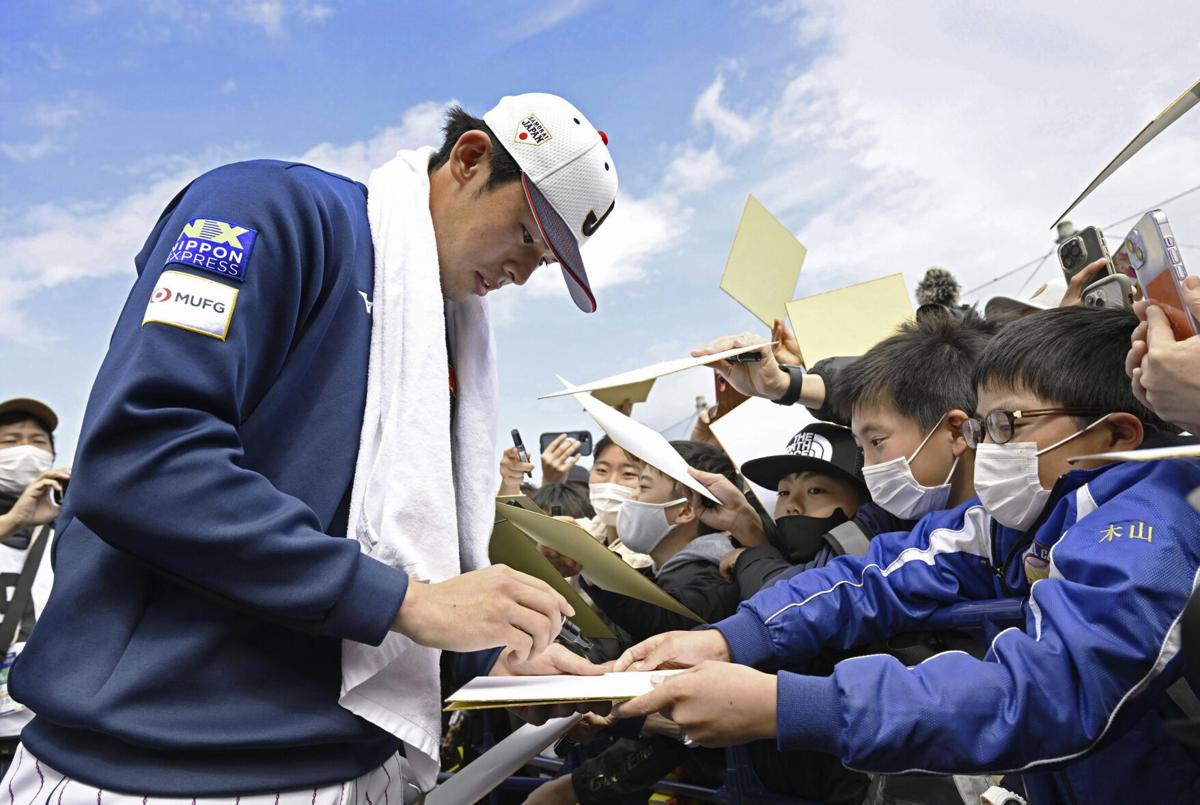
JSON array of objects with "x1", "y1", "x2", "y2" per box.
[{"x1": 12, "y1": 161, "x2": 410, "y2": 795}]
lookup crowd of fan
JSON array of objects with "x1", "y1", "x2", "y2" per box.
[{"x1": 447, "y1": 264, "x2": 1200, "y2": 804}]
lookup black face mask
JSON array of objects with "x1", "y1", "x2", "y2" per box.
[{"x1": 775, "y1": 509, "x2": 850, "y2": 563}]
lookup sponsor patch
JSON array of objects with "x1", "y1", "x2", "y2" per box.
[
  {"x1": 515, "y1": 114, "x2": 552, "y2": 145},
  {"x1": 143, "y1": 270, "x2": 239, "y2": 340},
  {"x1": 165, "y1": 217, "x2": 257, "y2": 282}
]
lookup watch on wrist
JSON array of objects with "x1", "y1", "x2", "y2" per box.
[{"x1": 773, "y1": 364, "x2": 806, "y2": 406}]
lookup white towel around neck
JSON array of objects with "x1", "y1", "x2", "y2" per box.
[{"x1": 340, "y1": 146, "x2": 498, "y2": 789}]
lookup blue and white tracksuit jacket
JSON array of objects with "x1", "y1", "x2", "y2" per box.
[{"x1": 714, "y1": 458, "x2": 1200, "y2": 803}]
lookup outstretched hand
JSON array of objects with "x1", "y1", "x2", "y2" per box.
[
  {"x1": 610, "y1": 661, "x2": 778, "y2": 747},
  {"x1": 691, "y1": 333, "x2": 789, "y2": 401}
]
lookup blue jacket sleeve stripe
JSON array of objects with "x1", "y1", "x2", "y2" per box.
[
  {"x1": 714, "y1": 502, "x2": 998, "y2": 668},
  {"x1": 763, "y1": 505, "x2": 993, "y2": 625}
]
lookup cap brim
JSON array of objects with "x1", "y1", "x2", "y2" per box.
[
  {"x1": 523, "y1": 174, "x2": 595, "y2": 313},
  {"x1": 0, "y1": 398, "x2": 58, "y2": 432},
  {"x1": 741, "y1": 454, "x2": 866, "y2": 494}
]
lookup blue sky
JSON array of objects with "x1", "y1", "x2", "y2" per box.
[{"x1": 5, "y1": 0, "x2": 1200, "y2": 473}]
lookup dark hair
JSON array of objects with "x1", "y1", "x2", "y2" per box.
[
  {"x1": 972, "y1": 306, "x2": 1176, "y2": 431},
  {"x1": 669, "y1": 440, "x2": 739, "y2": 537},
  {"x1": 593, "y1": 436, "x2": 637, "y2": 468},
  {"x1": 427, "y1": 105, "x2": 522, "y2": 191},
  {"x1": 532, "y1": 483, "x2": 595, "y2": 519},
  {"x1": 835, "y1": 308, "x2": 1000, "y2": 430},
  {"x1": 0, "y1": 411, "x2": 55, "y2": 452}
]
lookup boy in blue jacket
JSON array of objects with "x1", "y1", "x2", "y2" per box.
[{"x1": 614, "y1": 306, "x2": 1200, "y2": 804}]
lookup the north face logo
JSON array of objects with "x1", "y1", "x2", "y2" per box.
[
  {"x1": 516, "y1": 114, "x2": 552, "y2": 145},
  {"x1": 786, "y1": 432, "x2": 832, "y2": 460}
]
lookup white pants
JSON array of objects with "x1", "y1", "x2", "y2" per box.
[{"x1": 0, "y1": 745, "x2": 411, "y2": 805}]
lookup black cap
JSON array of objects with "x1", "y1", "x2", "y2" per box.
[{"x1": 741, "y1": 422, "x2": 865, "y2": 494}]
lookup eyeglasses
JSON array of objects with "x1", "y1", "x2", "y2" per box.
[{"x1": 963, "y1": 408, "x2": 1105, "y2": 449}]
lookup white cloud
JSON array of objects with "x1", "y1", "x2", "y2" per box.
[
  {"x1": 663, "y1": 145, "x2": 733, "y2": 194},
  {"x1": 699, "y1": 1, "x2": 1200, "y2": 305},
  {"x1": 693, "y1": 70, "x2": 758, "y2": 147},
  {"x1": 501, "y1": 0, "x2": 595, "y2": 44},
  {"x1": 230, "y1": 0, "x2": 288, "y2": 36},
  {"x1": 301, "y1": 3, "x2": 333, "y2": 21},
  {"x1": 296, "y1": 100, "x2": 449, "y2": 182},
  {"x1": 29, "y1": 100, "x2": 82, "y2": 129},
  {"x1": 220, "y1": 78, "x2": 238, "y2": 94},
  {"x1": 0, "y1": 137, "x2": 63, "y2": 162},
  {"x1": 226, "y1": 0, "x2": 335, "y2": 36}
]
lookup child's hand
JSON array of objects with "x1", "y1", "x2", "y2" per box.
[
  {"x1": 610, "y1": 661, "x2": 778, "y2": 747},
  {"x1": 612, "y1": 629, "x2": 731, "y2": 672}
]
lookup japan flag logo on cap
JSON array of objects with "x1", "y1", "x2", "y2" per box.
[
  {"x1": 515, "y1": 114, "x2": 552, "y2": 145},
  {"x1": 484, "y1": 92, "x2": 618, "y2": 313}
]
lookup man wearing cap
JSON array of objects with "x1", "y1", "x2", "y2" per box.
[
  {"x1": 6, "y1": 94, "x2": 618, "y2": 802},
  {"x1": 0, "y1": 399, "x2": 67, "y2": 773}
]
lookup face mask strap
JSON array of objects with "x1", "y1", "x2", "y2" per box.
[
  {"x1": 909, "y1": 412, "x2": 949, "y2": 462},
  {"x1": 1034, "y1": 413, "x2": 1112, "y2": 457}
]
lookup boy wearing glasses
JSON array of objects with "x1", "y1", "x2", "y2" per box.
[{"x1": 612, "y1": 307, "x2": 1200, "y2": 803}]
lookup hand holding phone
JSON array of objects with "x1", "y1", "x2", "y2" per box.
[
  {"x1": 1116, "y1": 210, "x2": 1199, "y2": 340},
  {"x1": 510, "y1": 429, "x2": 533, "y2": 478}
]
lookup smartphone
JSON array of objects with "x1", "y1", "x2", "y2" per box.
[
  {"x1": 1081, "y1": 274, "x2": 1135, "y2": 311},
  {"x1": 1058, "y1": 225, "x2": 1114, "y2": 284},
  {"x1": 510, "y1": 429, "x2": 532, "y2": 477},
  {"x1": 538, "y1": 430, "x2": 593, "y2": 457},
  {"x1": 1114, "y1": 210, "x2": 1200, "y2": 340}
]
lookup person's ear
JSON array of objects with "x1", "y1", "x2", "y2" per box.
[
  {"x1": 673, "y1": 497, "x2": 697, "y2": 526},
  {"x1": 945, "y1": 409, "x2": 971, "y2": 457},
  {"x1": 1104, "y1": 412, "x2": 1144, "y2": 452},
  {"x1": 449, "y1": 130, "x2": 493, "y2": 188}
]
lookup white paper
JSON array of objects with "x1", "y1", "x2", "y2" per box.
[
  {"x1": 1067, "y1": 444, "x2": 1200, "y2": 464},
  {"x1": 558, "y1": 377, "x2": 718, "y2": 503},
  {"x1": 538, "y1": 343, "x2": 768, "y2": 400},
  {"x1": 709, "y1": 396, "x2": 817, "y2": 519},
  {"x1": 446, "y1": 670, "x2": 686, "y2": 707},
  {"x1": 425, "y1": 715, "x2": 581, "y2": 805}
]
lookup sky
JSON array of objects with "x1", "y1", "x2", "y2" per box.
[{"x1": 3, "y1": 0, "x2": 1200, "y2": 477}]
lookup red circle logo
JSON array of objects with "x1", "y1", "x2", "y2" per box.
[
  {"x1": 152, "y1": 287, "x2": 172, "y2": 303},
  {"x1": 518, "y1": 131, "x2": 529, "y2": 140}
]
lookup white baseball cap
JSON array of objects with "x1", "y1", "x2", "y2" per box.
[{"x1": 484, "y1": 92, "x2": 618, "y2": 313}]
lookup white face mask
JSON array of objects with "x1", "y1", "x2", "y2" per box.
[
  {"x1": 861, "y1": 416, "x2": 958, "y2": 520},
  {"x1": 975, "y1": 414, "x2": 1111, "y2": 532},
  {"x1": 617, "y1": 497, "x2": 686, "y2": 555},
  {"x1": 589, "y1": 482, "x2": 634, "y2": 527},
  {"x1": 0, "y1": 445, "x2": 53, "y2": 497}
]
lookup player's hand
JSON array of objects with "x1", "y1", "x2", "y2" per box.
[
  {"x1": 1059, "y1": 258, "x2": 1110, "y2": 307},
  {"x1": 499, "y1": 446, "x2": 534, "y2": 496},
  {"x1": 691, "y1": 333, "x2": 789, "y2": 401},
  {"x1": 612, "y1": 629, "x2": 731, "y2": 672},
  {"x1": 610, "y1": 661, "x2": 777, "y2": 747},
  {"x1": 540, "y1": 434, "x2": 582, "y2": 486},
  {"x1": 496, "y1": 644, "x2": 609, "y2": 726},
  {"x1": 392, "y1": 565, "x2": 571, "y2": 663}
]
